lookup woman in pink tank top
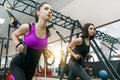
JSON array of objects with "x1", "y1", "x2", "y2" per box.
[{"x1": 10, "y1": 2, "x2": 52, "y2": 80}]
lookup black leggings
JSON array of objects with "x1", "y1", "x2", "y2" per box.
[
  {"x1": 10, "y1": 47, "x2": 41, "y2": 80},
  {"x1": 10, "y1": 66, "x2": 33, "y2": 80},
  {"x1": 67, "y1": 60, "x2": 91, "y2": 80}
]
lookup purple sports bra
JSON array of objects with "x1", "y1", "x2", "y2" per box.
[{"x1": 24, "y1": 23, "x2": 48, "y2": 50}]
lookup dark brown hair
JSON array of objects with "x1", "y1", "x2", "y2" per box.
[{"x1": 82, "y1": 23, "x2": 95, "y2": 40}]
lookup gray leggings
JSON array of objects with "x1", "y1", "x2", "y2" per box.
[{"x1": 67, "y1": 60, "x2": 91, "y2": 80}]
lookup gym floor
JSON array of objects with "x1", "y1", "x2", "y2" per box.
[{"x1": 32, "y1": 77, "x2": 102, "y2": 80}]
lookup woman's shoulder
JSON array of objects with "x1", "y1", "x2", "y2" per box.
[
  {"x1": 18, "y1": 23, "x2": 31, "y2": 33},
  {"x1": 20, "y1": 23, "x2": 30, "y2": 28},
  {"x1": 76, "y1": 37, "x2": 83, "y2": 42},
  {"x1": 72, "y1": 37, "x2": 83, "y2": 45}
]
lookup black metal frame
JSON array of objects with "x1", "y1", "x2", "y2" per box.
[
  {"x1": 0, "y1": 0, "x2": 82, "y2": 42},
  {"x1": 91, "y1": 39, "x2": 120, "y2": 80},
  {"x1": 0, "y1": 0, "x2": 120, "y2": 79},
  {"x1": 0, "y1": 37, "x2": 4, "y2": 67},
  {"x1": 95, "y1": 30, "x2": 120, "y2": 44}
]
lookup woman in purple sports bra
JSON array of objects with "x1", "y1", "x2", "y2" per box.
[{"x1": 10, "y1": 2, "x2": 52, "y2": 80}]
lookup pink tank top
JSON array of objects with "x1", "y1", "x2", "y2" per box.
[{"x1": 24, "y1": 23, "x2": 48, "y2": 50}]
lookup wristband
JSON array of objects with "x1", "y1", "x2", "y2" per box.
[{"x1": 16, "y1": 42, "x2": 22, "y2": 48}]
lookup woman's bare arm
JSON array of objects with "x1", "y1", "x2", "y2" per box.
[
  {"x1": 66, "y1": 37, "x2": 82, "y2": 60},
  {"x1": 12, "y1": 23, "x2": 29, "y2": 45}
]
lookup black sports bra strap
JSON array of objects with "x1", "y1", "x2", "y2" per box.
[{"x1": 81, "y1": 36, "x2": 84, "y2": 45}]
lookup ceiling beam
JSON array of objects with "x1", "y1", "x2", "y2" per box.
[
  {"x1": 0, "y1": 0, "x2": 83, "y2": 42},
  {"x1": 0, "y1": 0, "x2": 82, "y2": 30},
  {"x1": 2, "y1": 0, "x2": 119, "y2": 44}
]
